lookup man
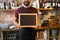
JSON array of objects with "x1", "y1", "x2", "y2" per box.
[{"x1": 15, "y1": 0, "x2": 38, "y2": 40}]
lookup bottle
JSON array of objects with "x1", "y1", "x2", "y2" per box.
[
  {"x1": 9, "y1": 2, "x2": 11, "y2": 9},
  {"x1": 55, "y1": 1, "x2": 58, "y2": 7},
  {"x1": 47, "y1": 0, "x2": 52, "y2": 8},
  {"x1": 43, "y1": 0, "x2": 52, "y2": 8},
  {"x1": 12, "y1": 1, "x2": 15, "y2": 7},
  {"x1": 4, "y1": 2, "x2": 6, "y2": 9},
  {"x1": 52, "y1": 1, "x2": 58, "y2": 8},
  {"x1": 42, "y1": 2, "x2": 45, "y2": 8},
  {"x1": 40, "y1": 0, "x2": 43, "y2": 8},
  {"x1": 42, "y1": 0, "x2": 47, "y2": 8}
]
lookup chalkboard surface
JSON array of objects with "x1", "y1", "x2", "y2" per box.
[{"x1": 19, "y1": 13, "x2": 37, "y2": 27}]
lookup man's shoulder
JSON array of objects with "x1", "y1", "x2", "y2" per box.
[
  {"x1": 30, "y1": 7, "x2": 38, "y2": 13},
  {"x1": 17, "y1": 6, "x2": 24, "y2": 10},
  {"x1": 30, "y1": 7, "x2": 37, "y2": 10}
]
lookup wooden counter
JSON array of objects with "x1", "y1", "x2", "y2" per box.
[
  {"x1": 0, "y1": 25, "x2": 59, "y2": 40},
  {"x1": 0, "y1": 25, "x2": 59, "y2": 32}
]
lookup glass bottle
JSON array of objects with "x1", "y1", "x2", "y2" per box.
[
  {"x1": 43, "y1": 0, "x2": 52, "y2": 8},
  {"x1": 4, "y1": 2, "x2": 6, "y2": 9},
  {"x1": 39, "y1": 0, "x2": 43, "y2": 8},
  {"x1": 52, "y1": 1, "x2": 58, "y2": 8},
  {"x1": 9, "y1": 2, "x2": 11, "y2": 9},
  {"x1": 42, "y1": 0, "x2": 47, "y2": 8},
  {"x1": 46, "y1": 0, "x2": 52, "y2": 8}
]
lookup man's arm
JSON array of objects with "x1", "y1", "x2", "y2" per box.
[
  {"x1": 13, "y1": 16, "x2": 22, "y2": 29},
  {"x1": 14, "y1": 9, "x2": 22, "y2": 29}
]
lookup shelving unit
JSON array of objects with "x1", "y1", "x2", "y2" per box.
[
  {"x1": 37, "y1": 0, "x2": 60, "y2": 40},
  {"x1": 36, "y1": 26, "x2": 60, "y2": 40},
  {"x1": 0, "y1": 0, "x2": 60, "y2": 40},
  {"x1": 0, "y1": 26, "x2": 59, "y2": 40}
]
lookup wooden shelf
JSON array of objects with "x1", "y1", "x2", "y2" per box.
[
  {"x1": 38, "y1": 8, "x2": 60, "y2": 10},
  {"x1": 0, "y1": 8, "x2": 54, "y2": 11},
  {"x1": 38, "y1": 8, "x2": 53, "y2": 10},
  {"x1": 0, "y1": 8, "x2": 60, "y2": 11},
  {"x1": 0, "y1": 9, "x2": 16, "y2": 12}
]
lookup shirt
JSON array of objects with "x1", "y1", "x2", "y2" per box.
[{"x1": 15, "y1": 6, "x2": 38, "y2": 23}]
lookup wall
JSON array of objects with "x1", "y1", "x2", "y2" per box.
[{"x1": 0, "y1": 10, "x2": 16, "y2": 29}]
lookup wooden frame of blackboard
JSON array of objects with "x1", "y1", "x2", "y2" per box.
[{"x1": 19, "y1": 13, "x2": 38, "y2": 28}]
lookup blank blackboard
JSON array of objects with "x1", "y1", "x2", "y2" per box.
[{"x1": 19, "y1": 13, "x2": 37, "y2": 27}]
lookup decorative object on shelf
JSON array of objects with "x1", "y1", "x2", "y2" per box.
[
  {"x1": 41, "y1": 11, "x2": 50, "y2": 26},
  {"x1": 49, "y1": 16, "x2": 58, "y2": 26},
  {"x1": 41, "y1": 20, "x2": 49, "y2": 26}
]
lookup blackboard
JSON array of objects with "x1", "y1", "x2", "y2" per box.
[{"x1": 19, "y1": 13, "x2": 37, "y2": 27}]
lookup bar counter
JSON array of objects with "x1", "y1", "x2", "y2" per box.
[
  {"x1": 0, "y1": 25, "x2": 59, "y2": 31},
  {"x1": 0, "y1": 25, "x2": 60, "y2": 40}
]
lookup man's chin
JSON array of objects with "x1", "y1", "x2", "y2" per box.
[
  {"x1": 22, "y1": 3, "x2": 31, "y2": 7},
  {"x1": 23, "y1": 5, "x2": 30, "y2": 8}
]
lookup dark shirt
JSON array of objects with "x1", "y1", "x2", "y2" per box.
[
  {"x1": 15, "y1": 6, "x2": 38, "y2": 23},
  {"x1": 15, "y1": 6, "x2": 38, "y2": 40}
]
